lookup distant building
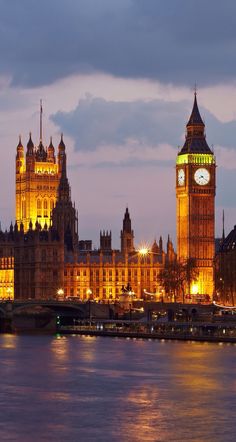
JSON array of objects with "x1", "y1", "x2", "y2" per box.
[{"x1": 215, "y1": 225, "x2": 236, "y2": 305}]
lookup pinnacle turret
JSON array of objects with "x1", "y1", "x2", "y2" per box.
[
  {"x1": 123, "y1": 207, "x2": 131, "y2": 233},
  {"x1": 120, "y1": 207, "x2": 134, "y2": 253},
  {"x1": 186, "y1": 92, "x2": 204, "y2": 127},
  {"x1": 26, "y1": 133, "x2": 34, "y2": 153},
  {"x1": 17, "y1": 135, "x2": 23, "y2": 149},
  {"x1": 58, "y1": 133, "x2": 65, "y2": 151},
  {"x1": 16, "y1": 135, "x2": 24, "y2": 159},
  {"x1": 179, "y1": 93, "x2": 212, "y2": 155}
]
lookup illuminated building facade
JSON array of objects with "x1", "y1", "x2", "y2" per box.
[
  {"x1": 176, "y1": 93, "x2": 216, "y2": 299},
  {"x1": 15, "y1": 103, "x2": 63, "y2": 231},
  {"x1": 0, "y1": 227, "x2": 14, "y2": 299},
  {"x1": 215, "y1": 225, "x2": 236, "y2": 306},
  {"x1": 9, "y1": 100, "x2": 228, "y2": 301}
]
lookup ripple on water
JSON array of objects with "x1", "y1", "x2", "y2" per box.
[{"x1": 0, "y1": 335, "x2": 235, "y2": 442}]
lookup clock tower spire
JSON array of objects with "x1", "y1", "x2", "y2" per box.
[{"x1": 176, "y1": 93, "x2": 216, "y2": 300}]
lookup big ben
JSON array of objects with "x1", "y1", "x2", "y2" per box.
[{"x1": 176, "y1": 93, "x2": 216, "y2": 299}]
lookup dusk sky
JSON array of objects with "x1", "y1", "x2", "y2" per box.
[{"x1": 1, "y1": 0, "x2": 236, "y2": 248}]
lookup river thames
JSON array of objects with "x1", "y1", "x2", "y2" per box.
[{"x1": 0, "y1": 334, "x2": 235, "y2": 442}]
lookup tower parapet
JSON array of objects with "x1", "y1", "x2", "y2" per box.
[{"x1": 100, "y1": 230, "x2": 112, "y2": 251}]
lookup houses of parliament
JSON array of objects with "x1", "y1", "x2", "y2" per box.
[{"x1": 1, "y1": 94, "x2": 234, "y2": 303}]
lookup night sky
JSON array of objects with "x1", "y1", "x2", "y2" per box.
[{"x1": 0, "y1": 0, "x2": 236, "y2": 248}]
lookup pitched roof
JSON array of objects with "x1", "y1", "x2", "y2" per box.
[{"x1": 187, "y1": 93, "x2": 204, "y2": 126}]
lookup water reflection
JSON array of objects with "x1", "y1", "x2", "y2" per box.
[
  {"x1": 120, "y1": 386, "x2": 167, "y2": 442},
  {"x1": 0, "y1": 336, "x2": 235, "y2": 442},
  {"x1": 51, "y1": 335, "x2": 68, "y2": 362},
  {"x1": 0, "y1": 333, "x2": 18, "y2": 349}
]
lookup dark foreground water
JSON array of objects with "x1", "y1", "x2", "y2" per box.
[{"x1": 0, "y1": 335, "x2": 235, "y2": 442}]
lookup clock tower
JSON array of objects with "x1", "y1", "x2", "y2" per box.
[{"x1": 176, "y1": 93, "x2": 216, "y2": 299}]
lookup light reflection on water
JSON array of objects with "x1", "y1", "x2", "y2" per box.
[{"x1": 0, "y1": 335, "x2": 235, "y2": 442}]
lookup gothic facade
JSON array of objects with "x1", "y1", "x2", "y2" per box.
[{"x1": 0, "y1": 105, "x2": 176, "y2": 300}]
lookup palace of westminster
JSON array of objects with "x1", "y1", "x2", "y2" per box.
[{"x1": 0, "y1": 95, "x2": 235, "y2": 303}]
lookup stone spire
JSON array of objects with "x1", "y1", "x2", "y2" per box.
[
  {"x1": 123, "y1": 207, "x2": 132, "y2": 233},
  {"x1": 179, "y1": 92, "x2": 213, "y2": 155},
  {"x1": 186, "y1": 92, "x2": 204, "y2": 127},
  {"x1": 16, "y1": 135, "x2": 24, "y2": 159},
  {"x1": 57, "y1": 154, "x2": 70, "y2": 202},
  {"x1": 40, "y1": 99, "x2": 43, "y2": 142},
  {"x1": 26, "y1": 132, "x2": 34, "y2": 155},
  {"x1": 120, "y1": 207, "x2": 134, "y2": 254},
  {"x1": 47, "y1": 136, "x2": 55, "y2": 162},
  {"x1": 58, "y1": 133, "x2": 66, "y2": 174}
]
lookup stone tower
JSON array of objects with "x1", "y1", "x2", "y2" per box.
[
  {"x1": 176, "y1": 93, "x2": 216, "y2": 299},
  {"x1": 51, "y1": 150, "x2": 78, "y2": 252},
  {"x1": 120, "y1": 207, "x2": 134, "y2": 254},
  {"x1": 100, "y1": 231, "x2": 112, "y2": 251},
  {"x1": 15, "y1": 103, "x2": 60, "y2": 231}
]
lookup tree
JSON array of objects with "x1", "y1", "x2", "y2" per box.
[
  {"x1": 158, "y1": 260, "x2": 184, "y2": 302},
  {"x1": 184, "y1": 258, "x2": 199, "y2": 300},
  {"x1": 158, "y1": 258, "x2": 198, "y2": 303}
]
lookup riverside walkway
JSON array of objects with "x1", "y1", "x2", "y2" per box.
[{"x1": 59, "y1": 319, "x2": 236, "y2": 344}]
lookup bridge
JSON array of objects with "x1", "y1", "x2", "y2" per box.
[
  {"x1": 0, "y1": 299, "x2": 114, "y2": 333},
  {"x1": 0, "y1": 299, "x2": 218, "y2": 333}
]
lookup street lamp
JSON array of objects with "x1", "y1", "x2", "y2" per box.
[
  {"x1": 57, "y1": 288, "x2": 64, "y2": 300},
  {"x1": 138, "y1": 247, "x2": 149, "y2": 257},
  {"x1": 138, "y1": 246, "x2": 150, "y2": 300},
  {"x1": 86, "y1": 288, "x2": 92, "y2": 300}
]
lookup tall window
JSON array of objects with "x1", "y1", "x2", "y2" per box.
[
  {"x1": 37, "y1": 199, "x2": 42, "y2": 217},
  {"x1": 22, "y1": 199, "x2": 26, "y2": 219},
  {"x1": 43, "y1": 199, "x2": 48, "y2": 217}
]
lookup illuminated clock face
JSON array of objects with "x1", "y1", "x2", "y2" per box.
[
  {"x1": 178, "y1": 169, "x2": 185, "y2": 186},
  {"x1": 194, "y1": 168, "x2": 210, "y2": 185}
]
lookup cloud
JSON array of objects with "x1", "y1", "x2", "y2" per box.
[
  {"x1": 217, "y1": 168, "x2": 236, "y2": 206},
  {"x1": 68, "y1": 144, "x2": 175, "y2": 171},
  {"x1": 1, "y1": 0, "x2": 236, "y2": 87},
  {"x1": 51, "y1": 96, "x2": 187, "y2": 152},
  {"x1": 51, "y1": 95, "x2": 236, "y2": 159}
]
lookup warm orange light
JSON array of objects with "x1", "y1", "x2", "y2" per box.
[
  {"x1": 138, "y1": 247, "x2": 149, "y2": 256},
  {"x1": 0, "y1": 270, "x2": 14, "y2": 300},
  {"x1": 191, "y1": 283, "x2": 199, "y2": 295},
  {"x1": 35, "y1": 162, "x2": 58, "y2": 175}
]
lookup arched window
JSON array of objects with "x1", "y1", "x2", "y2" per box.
[
  {"x1": 50, "y1": 199, "x2": 54, "y2": 214},
  {"x1": 37, "y1": 199, "x2": 42, "y2": 217},
  {"x1": 43, "y1": 199, "x2": 48, "y2": 217}
]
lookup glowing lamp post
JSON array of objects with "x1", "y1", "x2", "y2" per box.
[
  {"x1": 57, "y1": 288, "x2": 64, "y2": 300},
  {"x1": 86, "y1": 288, "x2": 92, "y2": 300},
  {"x1": 138, "y1": 247, "x2": 149, "y2": 257},
  {"x1": 138, "y1": 246, "x2": 150, "y2": 299}
]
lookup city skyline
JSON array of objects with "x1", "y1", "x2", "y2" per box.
[{"x1": 1, "y1": 1, "x2": 236, "y2": 248}]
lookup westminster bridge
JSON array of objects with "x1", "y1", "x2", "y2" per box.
[{"x1": 0, "y1": 299, "x2": 218, "y2": 333}]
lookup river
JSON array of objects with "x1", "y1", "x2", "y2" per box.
[{"x1": 0, "y1": 334, "x2": 235, "y2": 442}]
